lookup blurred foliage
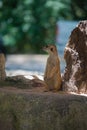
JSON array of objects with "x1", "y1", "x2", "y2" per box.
[{"x1": 0, "y1": 0, "x2": 87, "y2": 53}]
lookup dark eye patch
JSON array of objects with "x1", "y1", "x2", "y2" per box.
[{"x1": 51, "y1": 47, "x2": 53, "y2": 51}]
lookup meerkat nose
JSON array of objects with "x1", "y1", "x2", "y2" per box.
[
  {"x1": 42, "y1": 46, "x2": 47, "y2": 51},
  {"x1": 42, "y1": 46, "x2": 45, "y2": 51}
]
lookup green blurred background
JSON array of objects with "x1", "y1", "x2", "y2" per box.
[{"x1": 0, "y1": 0, "x2": 87, "y2": 54}]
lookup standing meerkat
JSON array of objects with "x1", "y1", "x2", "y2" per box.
[
  {"x1": 43, "y1": 45, "x2": 62, "y2": 91},
  {"x1": 0, "y1": 52, "x2": 6, "y2": 81}
]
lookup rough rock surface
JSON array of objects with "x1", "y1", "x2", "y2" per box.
[
  {"x1": 0, "y1": 75, "x2": 46, "y2": 89},
  {"x1": 63, "y1": 20, "x2": 87, "y2": 93},
  {"x1": 0, "y1": 88, "x2": 87, "y2": 130},
  {"x1": 0, "y1": 70, "x2": 87, "y2": 130}
]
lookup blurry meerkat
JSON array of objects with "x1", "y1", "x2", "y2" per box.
[
  {"x1": 0, "y1": 53, "x2": 6, "y2": 81},
  {"x1": 43, "y1": 45, "x2": 62, "y2": 91}
]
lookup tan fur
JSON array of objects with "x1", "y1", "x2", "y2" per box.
[
  {"x1": 0, "y1": 54, "x2": 6, "y2": 80},
  {"x1": 43, "y1": 45, "x2": 62, "y2": 91}
]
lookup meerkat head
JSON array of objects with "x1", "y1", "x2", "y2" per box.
[{"x1": 43, "y1": 45, "x2": 58, "y2": 55}]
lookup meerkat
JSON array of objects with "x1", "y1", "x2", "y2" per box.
[
  {"x1": 43, "y1": 45, "x2": 62, "y2": 91},
  {"x1": 0, "y1": 52, "x2": 6, "y2": 81}
]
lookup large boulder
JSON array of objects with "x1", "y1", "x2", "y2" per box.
[
  {"x1": 63, "y1": 20, "x2": 87, "y2": 93},
  {"x1": 0, "y1": 89, "x2": 87, "y2": 130}
]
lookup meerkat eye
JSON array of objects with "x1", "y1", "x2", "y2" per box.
[{"x1": 51, "y1": 47, "x2": 53, "y2": 52}]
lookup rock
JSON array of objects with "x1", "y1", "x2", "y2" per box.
[
  {"x1": 63, "y1": 20, "x2": 87, "y2": 93},
  {"x1": 0, "y1": 90, "x2": 87, "y2": 130},
  {"x1": 0, "y1": 75, "x2": 46, "y2": 89},
  {"x1": 0, "y1": 53, "x2": 6, "y2": 81}
]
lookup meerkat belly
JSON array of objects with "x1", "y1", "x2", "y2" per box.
[
  {"x1": 45, "y1": 76, "x2": 55, "y2": 90},
  {"x1": 45, "y1": 75, "x2": 61, "y2": 90},
  {"x1": 54, "y1": 73, "x2": 62, "y2": 90},
  {"x1": 45, "y1": 59, "x2": 55, "y2": 78}
]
